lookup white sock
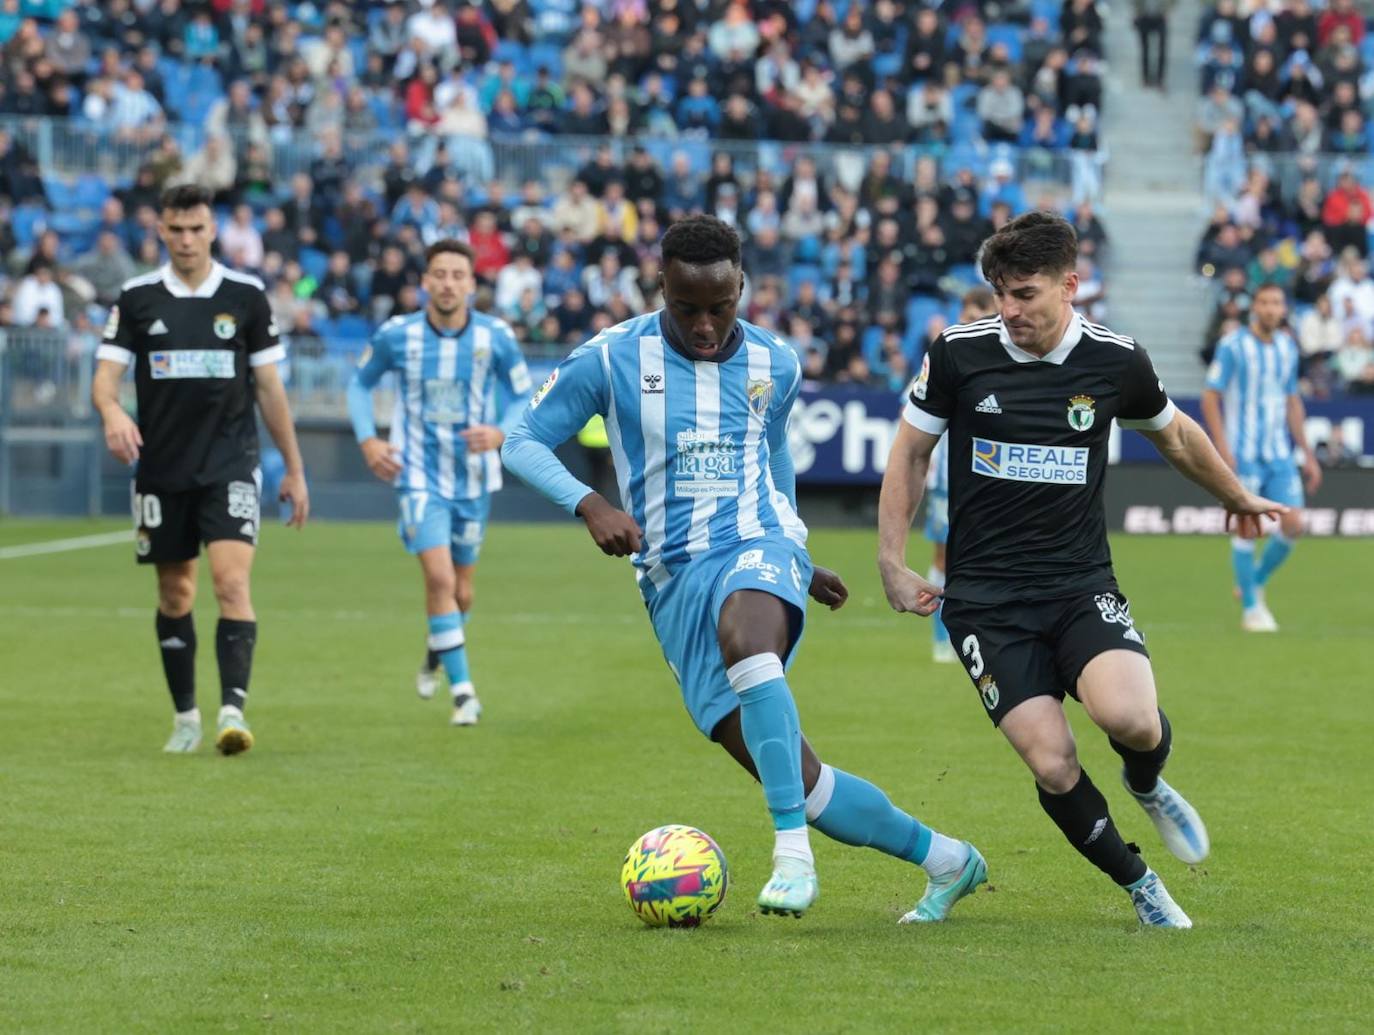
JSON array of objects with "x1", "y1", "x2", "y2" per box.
[
  {"x1": 773, "y1": 827, "x2": 814, "y2": 867},
  {"x1": 921, "y1": 831, "x2": 968, "y2": 880},
  {"x1": 175, "y1": 707, "x2": 200, "y2": 724},
  {"x1": 218, "y1": 704, "x2": 243, "y2": 720},
  {"x1": 452, "y1": 681, "x2": 475, "y2": 700}
]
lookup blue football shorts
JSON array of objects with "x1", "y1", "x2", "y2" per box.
[
  {"x1": 647, "y1": 534, "x2": 813, "y2": 739},
  {"x1": 1237, "y1": 458, "x2": 1304, "y2": 509},
  {"x1": 397, "y1": 490, "x2": 491, "y2": 565}
]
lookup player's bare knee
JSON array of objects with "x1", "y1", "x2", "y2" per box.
[
  {"x1": 212, "y1": 572, "x2": 251, "y2": 612},
  {"x1": 455, "y1": 584, "x2": 474, "y2": 614},
  {"x1": 158, "y1": 582, "x2": 194, "y2": 616},
  {"x1": 1028, "y1": 750, "x2": 1081, "y2": 794},
  {"x1": 1108, "y1": 708, "x2": 1161, "y2": 752},
  {"x1": 1280, "y1": 512, "x2": 1304, "y2": 539}
]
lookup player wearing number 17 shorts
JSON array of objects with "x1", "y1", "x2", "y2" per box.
[
  {"x1": 879, "y1": 213, "x2": 1286, "y2": 928},
  {"x1": 348, "y1": 240, "x2": 533, "y2": 726}
]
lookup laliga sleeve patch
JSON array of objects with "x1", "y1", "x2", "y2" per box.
[{"x1": 529, "y1": 368, "x2": 558, "y2": 409}]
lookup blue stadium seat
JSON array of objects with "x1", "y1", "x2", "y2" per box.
[
  {"x1": 73, "y1": 173, "x2": 110, "y2": 212},
  {"x1": 787, "y1": 263, "x2": 823, "y2": 297},
  {"x1": 986, "y1": 23, "x2": 1025, "y2": 63},
  {"x1": 904, "y1": 295, "x2": 942, "y2": 337},
  {"x1": 1031, "y1": 0, "x2": 1063, "y2": 22},
  {"x1": 42, "y1": 176, "x2": 74, "y2": 210},
  {"x1": 11, "y1": 204, "x2": 45, "y2": 247},
  {"x1": 332, "y1": 314, "x2": 371, "y2": 341},
  {"x1": 299, "y1": 247, "x2": 329, "y2": 283},
  {"x1": 527, "y1": 41, "x2": 563, "y2": 79}
]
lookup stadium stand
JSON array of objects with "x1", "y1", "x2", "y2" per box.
[
  {"x1": 0, "y1": 0, "x2": 1114, "y2": 415},
  {"x1": 1193, "y1": 0, "x2": 1374, "y2": 397}
]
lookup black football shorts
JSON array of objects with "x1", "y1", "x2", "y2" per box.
[
  {"x1": 939, "y1": 587, "x2": 1151, "y2": 726},
  {"x1": 131, "y1": 470, "x2": 261, "y2": 564}
]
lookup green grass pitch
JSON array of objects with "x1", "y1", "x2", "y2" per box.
[{"x1": 1, "y1": 518, "x2": 1370, "y2": 1032}]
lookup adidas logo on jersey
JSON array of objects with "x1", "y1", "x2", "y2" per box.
[
  {"x1": 975, "y1": 394, "x2": 1002, "y2": 414},
  {"x1": 148, "y1": 318, "x2": 169, "y2": 335}
]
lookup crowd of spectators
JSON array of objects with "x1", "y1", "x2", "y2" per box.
[
  {"x1": 0, "y1": 0, "x2": 1111, "y2": 395},
  {"x1": 1194, "y1": 0, "x2": 1374, "y2": 396}
]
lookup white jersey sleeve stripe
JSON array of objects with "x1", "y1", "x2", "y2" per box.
[
  {"x1": 1118, "y1": 399, "x2": 1176, "y2": 431},
  {"x1": 637, "y1": 335, "x2": 669, "y2": 584},
  {"x1": 685, "y1": 361, "x2": 720, "y2": 557},
  {"x1": 903, "y1": 400, "x2": 948, "y2": 435},
  {"x1": 248, "y1": 343, "x2": 286, "y2": 367},
  {"x1": 96, "y1": 344, "x2": 134, "y2": 366}
]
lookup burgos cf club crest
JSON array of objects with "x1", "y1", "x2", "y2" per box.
[
  {"x1": 213, "y1": 313, "x2": 238, "y2": 340},
  {"x1": 977, "y1": 674, "x2": 1000, "y2": 711},
  {"x1": 747, "y1": 378, "x2": 774, "y2": 419},
  {"x1": 1067, "y1": 394, "x2": 1095, "y2": 431}
]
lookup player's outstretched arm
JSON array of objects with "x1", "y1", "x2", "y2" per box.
[
  {"x1": 92, "y1": 358, "x2": 141, "y2": 464},
  {"x1": 253, "y1": 363, "x2": 310, "y2": 528},
  {"x1": 501, "y1": 343, "x2": 641, "y2": 556},
  {"x1": 1140, "y1": 409, "x2": 1285, "y2": 539},
  {"x1": 876, "y1": 420, "x2": 944, "y2": 616},
  {"x1": 1198, "y1": 389, "x2": 1236, "y2": 471}
]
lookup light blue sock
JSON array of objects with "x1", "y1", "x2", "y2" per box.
[
  {"x1": 427, "y1": 611, "x2": 471, "y2": 690},
  {"x1": 1231, "y1": 537, "x2": 1257, "y2": 609},
  {"x1": 727, "y1": 654, "x2": 805, "y2": 831},
  {"x1": 1254, "y1": 532, "x2": 1294, "y2": 587},
  {"x1": 805, "y1": 764, "x2": 933, "y2": 863},
  {"x1": 929, "y1": 566, "x2": 950, "y2": 648}
]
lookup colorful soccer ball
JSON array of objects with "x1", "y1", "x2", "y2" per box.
[{"x1": 620, "y1": 825, "x2": 728, "y2": 928}]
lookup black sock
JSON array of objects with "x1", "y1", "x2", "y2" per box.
[
  {"x1": 1038, "y1": 769, "x2": 1147, "y2": 887},
  {"x1": 216, "y1": 619, "x2": 257, "y2": 711},
  {"x1": 156, "y1": 611, "x2": 197, "y2": 713},
  {"x1": 1111, "y1": 709, "x2": 1172, "y2": 795},
  {"x1": 425, "y1": 648, "x2": 440, "y2": 672}
]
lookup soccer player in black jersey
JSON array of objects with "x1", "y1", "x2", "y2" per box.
[
  {"x1": 92, "y1": 184, "x2": 310, "y2": 757},
  {"x1": 878, "y1": 212, "x2": 1284, "y2": 928}
]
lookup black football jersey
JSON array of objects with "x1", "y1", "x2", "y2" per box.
[
  {"x1": 906, "y1": 313, "x2": 1174, "y2": 604},
  {"x1": 98, "y1": 263, "x2": 283, "y2": 492}
]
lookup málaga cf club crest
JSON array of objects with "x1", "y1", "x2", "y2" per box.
[{"x1": 747, "y1": 379, "x2": 773, "y2": 419}]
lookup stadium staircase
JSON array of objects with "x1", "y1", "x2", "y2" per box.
[{"x1": 1100, "y1": 0, "x2": 1212, "y2": 393}]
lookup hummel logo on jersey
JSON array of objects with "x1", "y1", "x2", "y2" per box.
[
  {"x1": 148, "y1": 318, "x2": 169, "y2": 335},
  {"x1": 159, "y1": 637, "x2": 187, "y2": 649},
  {"x1": 642, "y1": 373, "x2": 664, "y2": 394},
  {"x1": 975, "y1": 394, "x2": 1002, "y2": 414}
]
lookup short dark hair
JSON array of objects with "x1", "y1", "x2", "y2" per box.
[
  {"x1": 661, "y1": 215, "x2": 741, "y2": 269},
  {"x1": 160, "y1": 184, "x2": 214, "y2": 212},
  {"x1": 425, "y1": 238, "x2": 475, "y2": 269},
  {"x1": 978, "y1": 211, "x2": 1078, "y2": 288},
  {"x1": 1253, "y1": 282, "x2": 1288, "y2": 301}
]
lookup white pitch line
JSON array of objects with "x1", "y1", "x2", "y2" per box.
[{"x1": 0, "y1": 530, "x2": 133, "y2": 560}]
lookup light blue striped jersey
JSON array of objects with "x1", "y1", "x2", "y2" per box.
[
  {"x1": 1205, "y1": 325, "x2": 1300, "y2": 464},
  {"x1": 517, "y1": 310, "x2": 807, "y2": 598},
  {"x1": 926, "y1": 432, "x2": 950, "y2": 494},
  {"x1": 355, "y1": 310, "x2": 532, "y2": 499}
]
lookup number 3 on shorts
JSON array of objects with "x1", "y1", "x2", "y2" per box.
[{"x1": 961, "y1": 634, "x2": 984, "y2": 677}]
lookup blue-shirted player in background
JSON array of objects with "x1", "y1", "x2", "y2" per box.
[
  {"x1": 504, "y1": 216, "x2": 984, "y2": 921},
  {"x1": 924, "y1": 287, "x2": 997, "y2": 664},
  {"x1": 349, "y1": 240, "x2": 532, "y2": 725},
  {"x1": 1201, "y1": 284, "x2": 1321, "y2": 633}
]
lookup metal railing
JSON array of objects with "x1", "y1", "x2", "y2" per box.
[{"x1": 0, "y1": 115, "x2": 1083, "y2": 197}]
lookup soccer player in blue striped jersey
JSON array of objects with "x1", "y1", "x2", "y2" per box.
[
  {"x1": 1201, "y1": 284, "x2": 1321, "y2": 632},
  {"x1": 504, "y1": 216, "x2": 985, "y2": 922},
  {"x1": 348, "y1": 240, "x2": 533, "y2": 725},
  {"x1": 924, "y1": 288, "x2": 997, "y2": 664}
]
